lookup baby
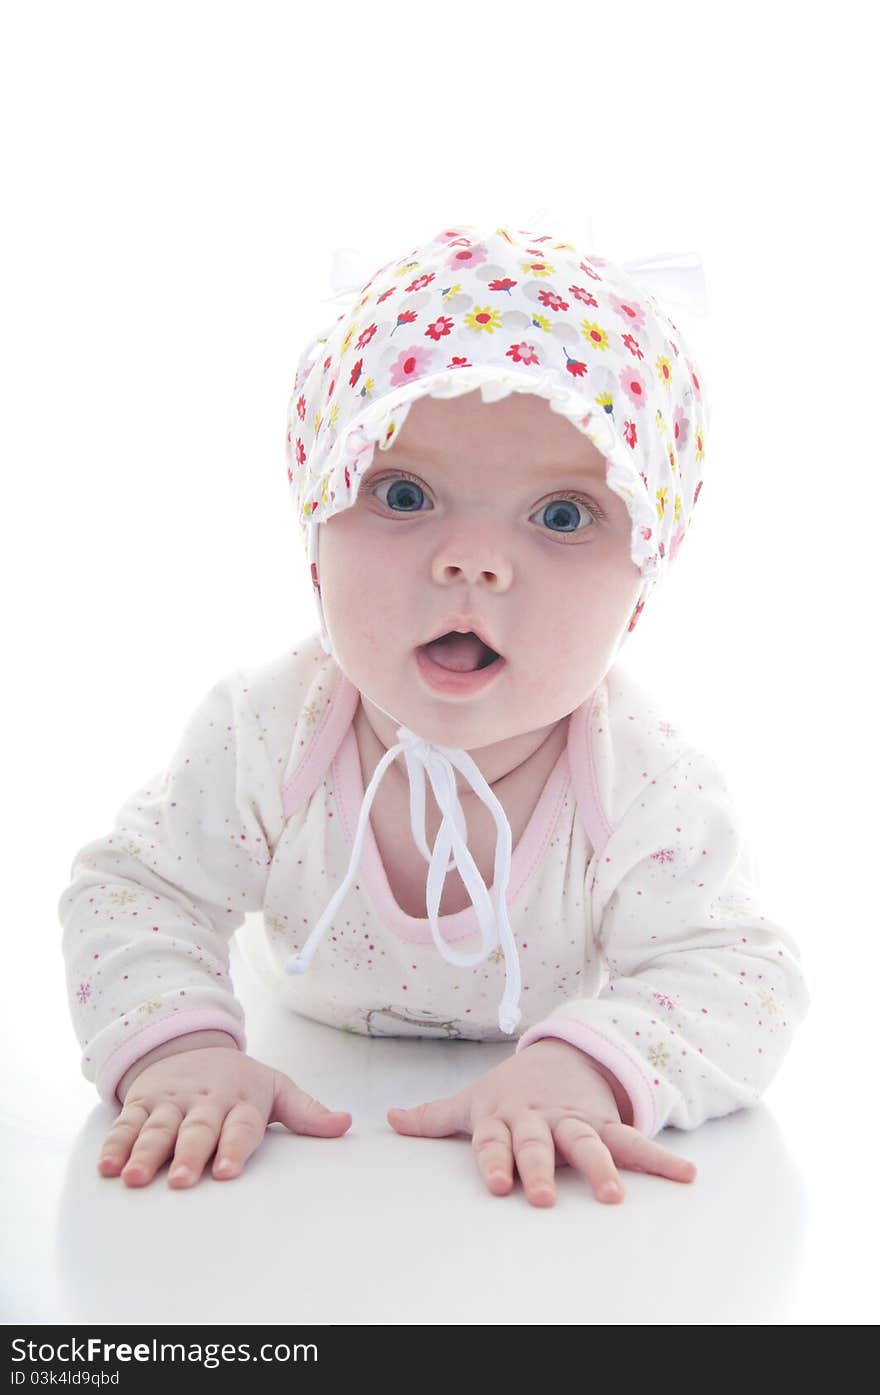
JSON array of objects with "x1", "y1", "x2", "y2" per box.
[{"x1": 59, "y1": 222, "x2": 810, "y2": 1207}]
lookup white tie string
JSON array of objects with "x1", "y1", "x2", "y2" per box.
[{"x1": 284, "y1": 724, "x2": 523, "y2": 1034}]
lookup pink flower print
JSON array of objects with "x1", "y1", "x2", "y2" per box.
[
  {"x1": 650, "y1": 847, "x2": 676, "y2": 864},
  {"x1": 639, "y1": 525, "x2": 653, "y2": 542},
  {"x1": 578, "y1": 260, "x2": 603, "y2": 281},
  {"x1": 672, "y1": 404, "x2": 690, "y2": 453},
  {"x1": 356, "y1": 323, "x2": 379, "y2": 350},
  {"x1": 620, "y1": 365, "x2": 648, "y2": 410},
  {"x1": 389, "y1": 344, "x2": 434, "y2": 387},
  {"x1": 446, "y1": 243, "x2": 489, "y2": 272},
  {"x1": 686, "y1": 358, "x2": 703, "y2": 399},
  {"x1": 77, "y1": 981, "x2": 92, "y2": 1006},
  {"x1": 569, "y1": 284, "x2": 598, "y2": 307},
  {"x1": 425, "y1": 315, "x2": 454, "y2": 342},
  {"x1": 295, "y1": 438, "x2": 305, "y2": 466},
  {"x1": 653, "y1": 991, "x2": 677, "y2": 1012},
  {"x1": 506, "y1": 341, "x2": 540, "y2": 366},
  {"x1": 670, "y1": 524, "x2": 687, "y2": 562},
  {"x1": 405, "y1": 272, "x2": 436, "y2": 293},
  {"x1": 621, "y1": 332, "x2": 644, "y2": 361},
  {"x1": 391, "y1": 309, "x2": 418, "y2": 335},
  {"x1": 296, "y1": 394, "x2": 306, "y2": 421},
  {"x1": 693, "y1": 479, "x2": 704, "y2": 508},
  {"x1": 537, "y1": 288, "x2": 570, "y2": 313},
  {"x1": 488, "y1": 277, "x2": 517, "y2": 294},
  {"x1": 608, "y1": 292, "x2": 647, "y2": 330}
]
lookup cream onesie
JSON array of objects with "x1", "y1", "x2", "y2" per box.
[{"x1": 59, "y1": 629, "x2": 810, "y2": 1135}]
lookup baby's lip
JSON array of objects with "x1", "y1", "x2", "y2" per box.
[{"x1": 419, "y1": 617, "x2": 503, "y2": 657}]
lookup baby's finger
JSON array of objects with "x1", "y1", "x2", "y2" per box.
[
  {"x1": 211, "y1": 1103, "x2": 270, "y2": 1181},
  {"x1": 119, "y1": 1102, "x2": 186, "y2": 1187},
  {"x1": 510, "y1": 1113, "x2": 557, "y2": 1207},
  {"x1": 603, "y1": 1121, "x2": 698, "y2": 1183},
  {"x1": 98, "y1": 1102, "x2": 150, "y2": 1177},
  {"x1": 553, "y1": 1116, "x2": 624, "y2": 1203},
  {"x1": 471, "y1": 1116, "x2": 514, "y2": 1195},
  {"x1": 167, "y1": 1107, "x2": 228, "y2": 1188}
]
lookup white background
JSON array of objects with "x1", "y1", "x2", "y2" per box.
[{"x1": 2, "y1": 0, "x2": 877, "y2": 1325}]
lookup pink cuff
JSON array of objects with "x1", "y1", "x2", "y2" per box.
[
  {"x1": 96, "y1": 1009, "x2": 247, "y2": 1108},
  {"x1": 516, "y1": 1013, "x2": 658, "y2": 1137}
]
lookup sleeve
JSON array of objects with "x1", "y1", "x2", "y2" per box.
[
  {"x1": 515, "y1": 746, "x2": 811, "y2": 1138},
  {"x1": 58, "y1": 670, "x2": 286, "y2": 1108}
]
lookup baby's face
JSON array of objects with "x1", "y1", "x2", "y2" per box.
[{"x1": 318, "y1": 390, "x2": 641, "y2": 749}]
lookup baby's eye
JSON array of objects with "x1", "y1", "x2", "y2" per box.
[
  {"x1": 531, "y1": 496, "x2": 600, "y2": 537},
  {"x1": 370, "y1": 475, "x2": 430, "y2": 513}
]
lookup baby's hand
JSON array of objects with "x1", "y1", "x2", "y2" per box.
[
  {"x1": 99, "y1": 1045, "x2": 352, "y2": 1189},
  {"x1": 387, "y1": 1038, "x2": 696, "y2": 1207}
]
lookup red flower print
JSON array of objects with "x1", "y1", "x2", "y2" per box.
[
  {"x1": 562, "y1": 347, "x2": 589, "y2": 379},
  {"x1": 296, "y1": 394, "x2": 306, "y2": 421},
  {"x1": 296, "y1": 439, "x2": 305, "y2": 466},
  {"x1": 405, "y1": 273, "x2": 436, "y2": 293},
  {"x1": 627, "y1": 598, "x2": 644, "y2": 633},
  {"x1": 620, "y1": 366, "x2": 648, "y2": 409},
  {"x1": 488, "y1": 278, "x2": 517, "y2": 294},
  {"x1": 391, "y1": 309, "x2": 418, "y2": 335},
  {"x1": 693, "y1": 479, "x2": 704, "y2": 506},
  {"x1": 448, "y1": 355, "x2": 472, "y2": 367},
  {"x1": 537, "y1": 288, "x2": 570, "y2": 312},
  {"x1": 506, "y1": 341, "x2": 540, "y2": 366},
  {"x1": 356, "y1": 323, "x2": 379, "y2": 350},
  {"x1": 376, "y1": 288, "x2": 395, "y2": 305},
  {"x1": 425, "y1": 315, "x2": 454, "y2": 341},
  {"x1": 349, "y1": 358, "x2": 363, "y2": 389},
  {"x1": 621, "y1": 332, "x2": 644, "y2": 360},
  {"x1": 326, "y1": 377, "x2": 336, "y2": 399},
  {"x1": 389, "y1": 344, "x2": 434, "y2": 387},
  {"x1": 569, "y1": 284, "x2": 598, "y2": 307},
  {"x1": 687, "y1": 360, "x2": 703, "y2": 398},
  {"x1": 578, "y1": 260, "x2": 602, "y2": 282},
  {"x1": 623, "y1": 420, "x2": 638, "y2": 448}
]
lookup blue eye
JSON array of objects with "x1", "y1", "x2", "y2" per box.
[
  {"x1": 380, "y1": 477, "x2": 427, "y2": 512},
  {"x1": 368, "y1": 472, "x2": 601, "y2": 537},
  {"x1": 537, "y1": 498, "x2": 589, "y2": 534}
]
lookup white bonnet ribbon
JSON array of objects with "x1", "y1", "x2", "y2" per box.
[{"x1": 283, "y1": 724, "x2": 523, "y2": 1034}]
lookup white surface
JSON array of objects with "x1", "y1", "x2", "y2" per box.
[{"x1": 2, "y1": 933, "x2": 876, "y2": 1325}]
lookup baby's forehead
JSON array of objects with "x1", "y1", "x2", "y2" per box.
[{"x1": 376, "y1": 390, "x2": 609, "y2": 481}]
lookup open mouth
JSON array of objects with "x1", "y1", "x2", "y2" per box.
[{"x1": 416, "y1": 630, "x2": 503, "y2": 673}]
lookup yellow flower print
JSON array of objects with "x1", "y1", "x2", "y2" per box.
[
  {"x1": 757, "y1": 989, "x2": 778, "y2": 1016},
  {"x1": 530, "y1": 312, "x2": 553, "y2": 333},
  {"x1": 580, "y1": 320, "x2": 610, "y2": 351},
  {"x1": 327, "y1": 401, "x2": 340, "y2": 431},
  {"x1": 442, "y1": 282, "x2": 463, "y2": 301},
  {"x1": 320, "y1": 477, "x2": 331, "y2": 507},
  {"x1": 656, "y1": 354, "x2": 673, "y2": 388},
  {"x1": 301, "y1": 699, "x2": 324, "y2": 726},
  {"x1": 137, "y1": 999, "x2": 164, "y2": 1018},
  {"x1": 313, "y1": 410, "x2": 323, "y2": 436},
  {"x1": 655, "y1": 408, "x2": 667, "y2": 435},
  {"x1": 361, "y1": 376, "x2": 376, "y2": 399},
  {"x1": 656, "y1": 486, "x2": 668, "y2": 519},
  {"x1": 464, "y1": 305, "x2": 504, "y2": 334},
  {"x1": 674, "y1": 493, "x2": 682, "y2": 521},
  {"x1": 647, "y1": 1041, "x2": 671, "y2": 1069},
  {"x1": 341, "y1": 323, "x2": 359, "y2": 354},
  {"x1": 595, "y1": 392, "x2": 614, "y2": 414},
  {"x1": 668, "y1": 443, "x2": 678, "y2": 475},
  {"x1": 520, "y1": 258, "x2": 555, "y2": 277},
  {"x1": 108, "y1": 888, "x2": 138, "y2": 908}
]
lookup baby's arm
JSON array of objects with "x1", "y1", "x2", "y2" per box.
[
  {"x1": 516, "y1": 745, "x2": 811, "y2": 1137},
  {"x1": 59, "y1": 671, "x2": 351, "y2": 1187}
]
